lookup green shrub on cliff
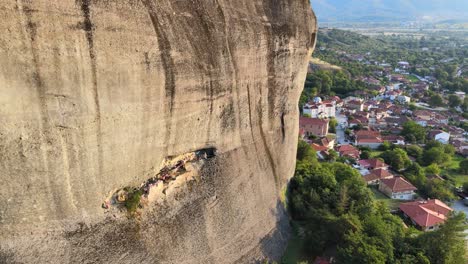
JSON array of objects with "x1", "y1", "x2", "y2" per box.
[{"x1": 125, "y1": 189, "x2": 142, "y2": 214}]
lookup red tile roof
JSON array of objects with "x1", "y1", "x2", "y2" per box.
[
  {"x1": 356, "y1": 130, "x2": 383, "y2": 144},
  {"x1": 399, "y1": 199, "x2": 452, "y2": 228},
  {"x1": 356, "y1": 130, "x2": 380, "y2": 137},
  {"x1": 299, "y1": 117, "x2": 329, "y2": 126},
  {"x1": 357, "y1": 137, "x2": 383, "y2": 144},
  {"x1": 359, "y1": 159, "x2": 388, "y2": 169},
  {"x1": 311, "y1": 143, "x2": 328, "y2": 152},
  {"x1": 382, "y1": 135, "x2": 405, "y2": 142},
  {"x1": 364, "y1": 169, "x2": 393, "y2": 182},
  {"x1": 370, "y1": 169, "x2": 393, "y2": 179},
  {"x1": 380, "y1": 177, "x2": 417, "y2": 193},
  {"x1": 336, "y1": 145, "x2": 360, "y2": 159}
]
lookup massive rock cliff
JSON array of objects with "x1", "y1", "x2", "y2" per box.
[{"x1": 0, "y1": 0, "x2": 316, "y2": 263}]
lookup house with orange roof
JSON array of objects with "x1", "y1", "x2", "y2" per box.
[
  {"x1": 363, "y1": 168, "x2": 394, "y2": 185},
  {"x1": 358, "y1": 158, "x2": 389, "y2": 170},
  {"x1": 379, "y1": 177, "x2": 417, "y2": 200},
  {"x1": 399, "y1": 199, "x2": 453, "y2": 231},
  {"x1": 299, "y1": 117, "x2": 329, "y2": 137},
  {"x1": 355, "y1": 130, "x2": 384, "y2": 149},
  {"x1": 336, "y1": 145, "x2": 360, "y2": 159}
]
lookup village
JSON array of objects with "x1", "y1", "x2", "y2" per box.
[{"x1": 299, "y1": 63, "x2": 467, "y2": 232}]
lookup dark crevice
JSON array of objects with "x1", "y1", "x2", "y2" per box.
[
  {"x1": 280, "y1": 112, "x2": 286, "y2": 142},
  {"x1": 256, "y1": 84, "x2": 280, "y2": 188},
  {"x1": 142, "y1": 0, "x2": 176, "y2": 113},
  {"x1": 258, "y1": 106, "x2": 280, "y2": 188},
  {"x1": 206, "y1": 80, "x2": 214, "y2": 143},
  {"x1": 77, "y1": 0, "x2": 104, "y2": 178},
  {"x1": 142, "y1": 0, "x2": 176, "y2": 155},
  {"x1": 215, "y1": 0, "x2": 240, "y2": 134},
  {"x1": 246, "y1": 85, "x2": 256, "y2": 143},
  {"x1": 21, "y1": 3, "x2": 62, "y2": 219}
]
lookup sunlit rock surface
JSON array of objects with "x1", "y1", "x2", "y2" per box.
[{"x1": 0, "y1": 0, "x2": 316, "y2": 262}]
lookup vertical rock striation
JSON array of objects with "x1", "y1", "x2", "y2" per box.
[{"x1": 0, "y1": 0, "x2": 316, "y2": 263}]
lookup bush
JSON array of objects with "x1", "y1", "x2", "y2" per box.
[
  {"x1": 125, "y1": 189, "x2": 143, "y2": 214},
  {"x1": 406, "y1": 145, "x2": 423, "y2": 159},
  {"x1": 379, "y1": 141, "x2": 392, "y2": 151},
  {"x1": 297, "y1": 140, "x2": 317, "y2": 162},
  {"x1": 461, "y1": 159, "x2": 468, "y2": 174},
  {"x1": 463, "y1": 182, "x2": 468, "y2": 194},
  {"x1": 360, "y1": 150, "x2": 371, "y2": 159},
  {"x1": 380, "y1": 149, "x2": 411, "y2": 171},
  {"x1": 425, "y1": 164, "x2": 441, "y2": 176},
  {"x1": 422, "y1": 147, "x2": 451, "y2": 167}
]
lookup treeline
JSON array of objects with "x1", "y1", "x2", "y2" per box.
[
  {"x1": 288, "y1": 141, "x2": 467, "y2": 264},
  {"x1": 301, "y1": 70, "x2": 367, "y2": 106}
]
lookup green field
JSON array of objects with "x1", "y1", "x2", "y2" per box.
[
  {"x1": 407, "y1": 75, "x2": 420, "y2": 83},
  {"x1": 443, "y1": 155, "x2": 467, "y2": 186},
  {"x1": 369, "y1": 150, "x2": 383, "y2": 158},
  {"x1": 370, "y1": 187, "x2": 403, "y2": 210}
]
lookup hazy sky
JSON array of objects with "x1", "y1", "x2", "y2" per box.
[{"x1": 311, "y1": 0, "x2": 468, "y2": 22}]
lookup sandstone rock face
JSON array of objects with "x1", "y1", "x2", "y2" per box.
[{"x1": 0, "y1": 0, "x2": 316, "y2": 263}]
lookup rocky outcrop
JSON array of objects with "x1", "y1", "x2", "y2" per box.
[{"x1": 0, "y1": 0, "x2": 316, "y2": 263}]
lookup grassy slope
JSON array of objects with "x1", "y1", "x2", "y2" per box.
[{"x1": 443, "y1": 155, "x2": 467, "y2": 186}]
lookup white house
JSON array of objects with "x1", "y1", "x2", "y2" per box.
[
  {"x1": 455, "y1": 91, "x2": 466, "y2": 100},
  {"x1": 429, "y1": 130, "x2": 450, "y2": 144},
  {"x1": 303, "y1": 97, "x2": 336, "y2": 118},
  {"x1": 396, "y1": 95, "x2": 411, "y2": 104},
  {"x1": 379, "y1": 177, "x2": 417, "y2": 200},
  {"x1": 414, "y1": 117, "x2": 428, "y2": 127},
  {"x1": 398, "y1": 61, "x2": 410, "y2": 69}
]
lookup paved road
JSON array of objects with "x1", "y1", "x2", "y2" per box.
[
  {"x1": 414, "y1": 102, "x2": 448, "y2": 112},
  {"x1": 452, "y1": 200, "x2": 468, "y2": 239},
  {"x1": 335, "y1": 109, "x2": 348, "y2": 145}
]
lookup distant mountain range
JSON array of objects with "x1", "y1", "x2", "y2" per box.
[{"x1": 311, "y1": 0, "x2": 468, "y2": 23}]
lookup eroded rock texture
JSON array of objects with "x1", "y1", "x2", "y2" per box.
[{"x1": 0, "y1": 0, "x2": 316, "y2": 263}]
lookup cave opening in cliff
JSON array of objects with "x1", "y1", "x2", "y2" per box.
[{"x1": 102, "y1": 148, "x2": 217, "y2": 216}]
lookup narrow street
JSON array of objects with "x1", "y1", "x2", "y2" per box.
[{"x1": 335, "y1": 109, "x2": 349, "y2": 145}]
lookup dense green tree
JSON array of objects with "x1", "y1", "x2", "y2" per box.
[
  {"x1": 461, "y1": 159, "x2": 468, "y2": 174},
  {"x1": 425, "y1": 164, "x2": 441, "y2": 175},
  {"x1": 444, "y1": 144, "x2": 456, "y2": 155},
  {"x1": 425, "y1": 179, "x2": 456, "y2": 201},
  {"x1": 422, "y1": 147, "x2": 451, "y2": 167},
  {"x1": 406, "y1": 145, "x2": 423, "y2": 159},
  {"x1": 429, "y1": 94, "x2": 444, "y2": 107},
  {"x1": 360, "y1": 150, "x2": 371, "y2": 160},
  {"x1": 329, "y1": 118, "x2": 338, "y2": 133},
  {"x1": 405, "y1": 163, "x2": 427, "y2": 188},
  {"x1": 401, "y1": 121, "x2": 426, "y2": 143},
  {"x1": 327, "y1": 150, "x2": 339, "y2": 162},
  {"x1": 297, "y1": 140, "x2": 317, "y2": 162},
  {"x1": 462, "y1": 181, "x2": 468, "y2": 193},
  {"x1": 425, "y1": 140, "x2": 443, "y2": 150},
  {"x1": 463, "y1": 97, "x2": 468, "y2": 111},
  {"x1": 448, "y1": 94, "x2": 462, "y2": 108},
  {"x1": 380, "y1": 149, "x2": 411, "y2": 171},
  {"x1": 378, "y1": 141, "x2": 392, "y2": 151},
  {"x1": 337, "y1": 231, "x2": 386, "y2": 264}
]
